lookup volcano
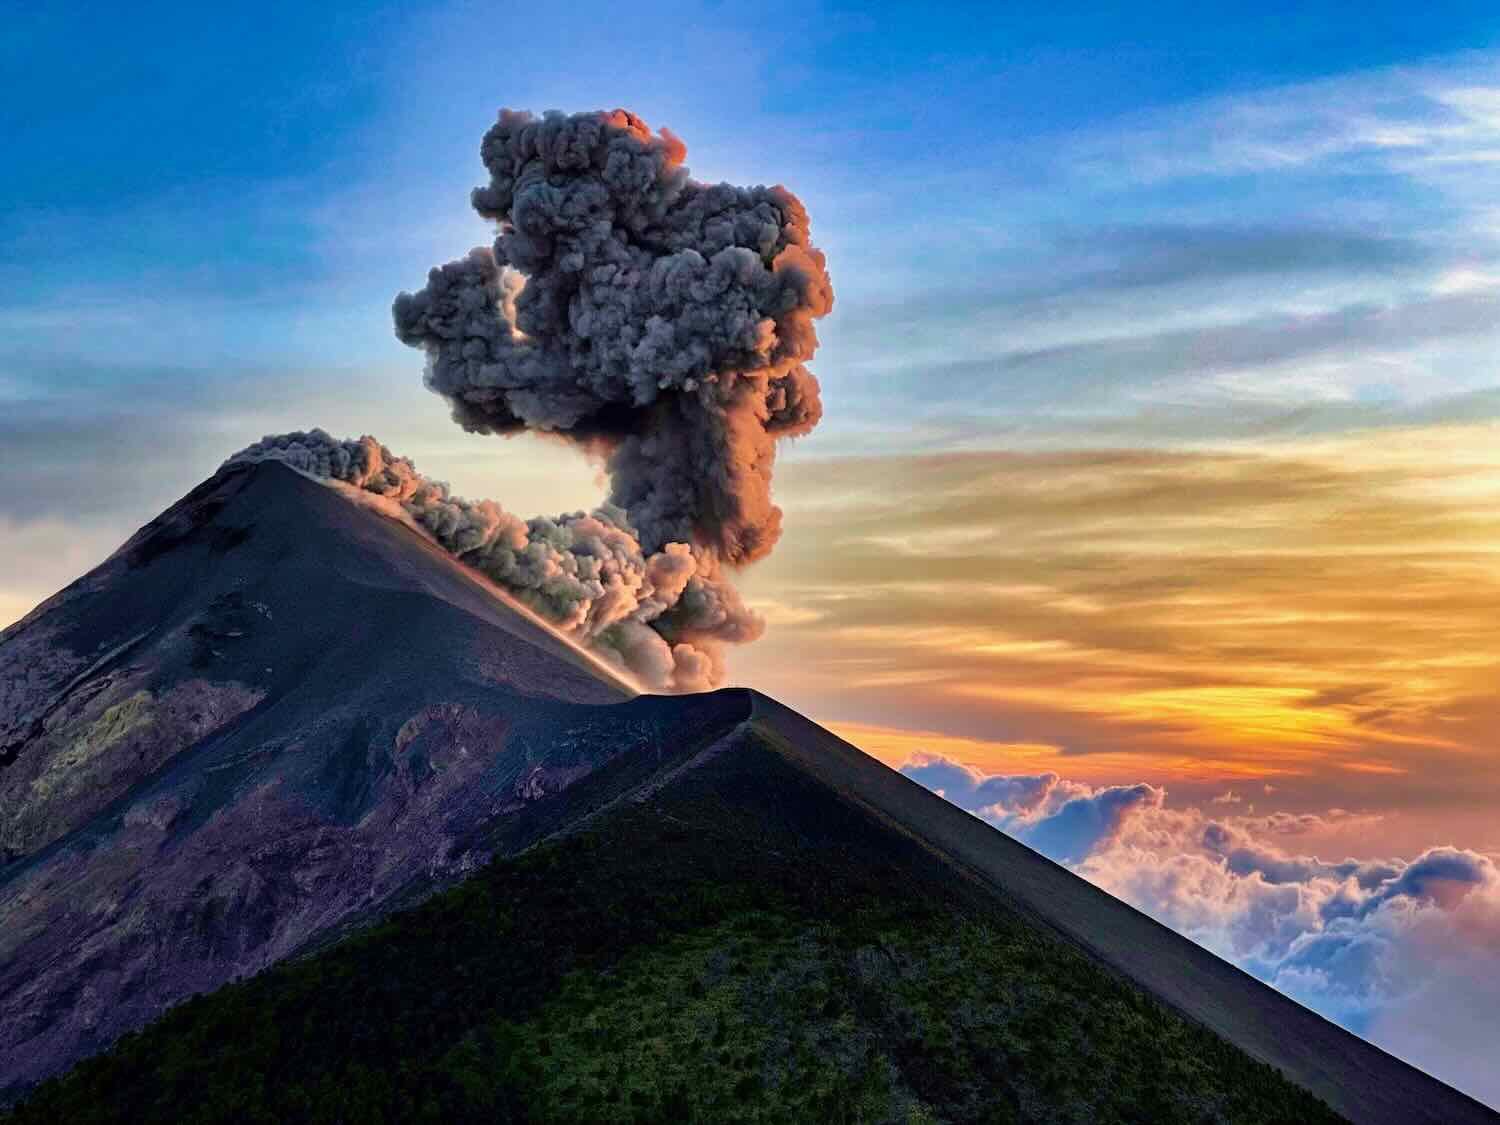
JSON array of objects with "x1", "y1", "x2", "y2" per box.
[{"x1": 0, "y1": 461, "x2": 1492, "y2": 1124}]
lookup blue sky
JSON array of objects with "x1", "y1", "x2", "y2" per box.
[{"x1": 6, "y1": 2, "x2": 1499, "y2": 489}]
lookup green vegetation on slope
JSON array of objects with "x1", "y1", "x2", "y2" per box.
[{"x1": 4, "y1": 731, "x2": 1343, "y2": 1124}]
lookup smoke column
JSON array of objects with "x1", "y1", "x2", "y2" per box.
[{"x1": 231, "y1": 109, "x2": 832, "y2": 690}]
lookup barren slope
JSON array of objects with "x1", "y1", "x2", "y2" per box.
[{"x1": 0, "y1": 461, "x2": 678, "y2": 1093}]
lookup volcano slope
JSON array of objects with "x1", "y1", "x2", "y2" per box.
[
  {"x1": 1, "y1": 463, "x2": 1493, "y2": 1124},
  {"x1": 0, "y1": 459, "x2": 718, "y2": 1092}
]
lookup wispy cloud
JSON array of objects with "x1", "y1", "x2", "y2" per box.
[
  {"x1": 842, "y1": 287, "x2": 1500, "y2": 430},
  {"x1": 738, "y1": 428, "x2": 1500, "y2": 823},
  {"x1": 1069, "y1": 52, "x2": 1500, "y2": 191},
  {"x1": 813, "y1": 51, "x2": 1500, "y2": 457}
]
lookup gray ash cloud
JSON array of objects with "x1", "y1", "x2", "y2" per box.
[
  {"x1": 392, "y1": 108, "x2": 832, "y2": 564},
  {"x1": 231, "y1": 106, "x2": 833, "y2": 689}
]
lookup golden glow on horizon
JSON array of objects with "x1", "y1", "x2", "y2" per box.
[
  {"x1": 825, "y1": 720, "x2": 1307, "y2": 783},
  {"x1": 0, "y1": 595, "x2": 35, "y2": 632},
  {"x1": 735, "y1": 422, "x2": 1500, "y2": 802}
]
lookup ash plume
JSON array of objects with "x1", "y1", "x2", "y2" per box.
[
  {"x1": 227, "y1": 430, "x2": 753, "y2": 691},
  {"x1": 392, "y1": 108, "x2": 832, "y2": 563},
  {"x1": 232, "y1": 106, "x2": 833, "y2": 689}
]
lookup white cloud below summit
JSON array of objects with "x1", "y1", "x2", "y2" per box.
[{"x1": 902, "y1": 752, "x2": 1500, "y2": 1110}]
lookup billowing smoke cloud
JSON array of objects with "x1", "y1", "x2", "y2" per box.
[
  {"x1": 232, "y1": 109, "x2": 833, "y2": 690},
  {"x1": 902, "y1": 752, "x2": 1500, "y2": 1109},
  {"x1": 227, "y1": 429, "x2": 753, "y2": 691},
  {"x1": 394, "y1": 107, "x2": 832, "y2": 566}
]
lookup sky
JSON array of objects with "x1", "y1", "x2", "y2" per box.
[{"x1": 5, "y1": 0, "x2": 1500, "y2": 1107}]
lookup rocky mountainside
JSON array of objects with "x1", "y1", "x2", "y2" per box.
[
  {"x1": 1, "y1": 461, "x2": 1493, "y2": 1124},
  {"x1": 0, "y1": 460, "x2": 729, "y2": 1092}
]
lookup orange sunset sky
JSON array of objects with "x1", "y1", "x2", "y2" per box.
[{"x1": 738, "y1": 425, "x2": 1500, "y2": 854}]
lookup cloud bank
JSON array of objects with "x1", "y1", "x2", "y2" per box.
[
  {"x1": 232, "y1": 109, "x2": 833, "y2": 690},
  {"x1": 903, "y1": 753, "x2": 1500, "y2": 1109}
]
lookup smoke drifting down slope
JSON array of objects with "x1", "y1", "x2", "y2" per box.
[
  {"x1": 228, "y1": 430, "x2": 740, "y2": 690},
  {"x1": 233, "y1": 108, "x2": 833, "y2": 690}
]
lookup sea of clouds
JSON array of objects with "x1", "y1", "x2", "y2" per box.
[{"x1": 901, "y1": 755, "x2": 1500, "y2": 1108}]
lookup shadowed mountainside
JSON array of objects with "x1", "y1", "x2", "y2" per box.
[
  {"x1": 0, "y1": 461, "x2": 741, "y2": 1092},
  {"x1": 3, "y1": 699, "x2": 1337, "y2": 1125},
  {"x1": 1, "y1": 461, "x2": 1493, "y2": 1123}
]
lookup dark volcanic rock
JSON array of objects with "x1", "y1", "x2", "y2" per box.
[{"x1": 0, "y1": 461, "x2": 731, "y2": 1095}]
